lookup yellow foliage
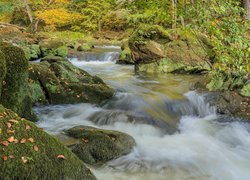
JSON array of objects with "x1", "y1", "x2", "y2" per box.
[
  {"x1": 35, "y1": 8, "x2": 81, "y2": 27},
  {"x1": 54, "y1": 0, "x2": 70, "y2": 4}
]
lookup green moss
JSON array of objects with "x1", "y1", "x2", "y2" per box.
[
  {"x1": 22, "y1": 44, "x2": 41, "y2": 61},
  {"x1": 77, "y1": 44, "x2": 92, "y2": 52},
  {"x1": 66, "y1": 126, "x2": 135, "y2": 165},
  {"x1": 240, "y1": 83, "x2": 250, "y2": 97},
  {"x1": 0, "y1": 50, "x2": 6, "y2": 95},
  {"x1": 0, "y1": 105, "x2": 96, "y2": 179},
  {"x1": 56, "y1": 46, "x2": 68, "y2": 57},
  {"x1": 29, "y1": 80, "x2": 48, "y2": 105},
  {"x1": 0, "y1": 43, "x2": 33, "y2": 120}
]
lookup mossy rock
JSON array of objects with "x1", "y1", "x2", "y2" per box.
[
  {"x1": 130, "y1": 27, "x2": 212, "y2": 74},
  {"x1": 117, "y1": 40, "x2": 133, "y2": 64},
  {"x1": 240, "y1": 83, "x2": 250, "y2": 97},
  {"x1": 0, "y1": 43, "x2": 34, "y2": 121},
  {"x1": 29, "y1": 57, "x2": 114, "y2": 105},
  {"x1": 65, "y1": 126, "x2": 136, "y2": 165},
  {"x1": 0, "y1": 50, "x2": 6, "y2": 95},
  {"x1": 77, "y1": 44, "x2": 92, "y2": 52},
  {"x1": 56, "y1": 46, "x2": 68, "y2": 58},
  {"x1": 0, "y1": 105, "x2": 96, "y2": 179},
  {"x1": 22, "y1": 44, "x2": 42, "y2": 60},
  {"x1": 39, "y1": 40, "x2": 64, "y2": 57}
]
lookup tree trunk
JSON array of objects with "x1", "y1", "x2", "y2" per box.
[
  {"x1": 243, "y1": 0, "x2": 250, "y2": 20},
  {"x1": 23, "y1": 0, "x2": 33, "y2": 23}
]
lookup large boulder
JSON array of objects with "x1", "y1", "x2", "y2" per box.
[
  {"x1": 65, "y1": 126, "x2": 136, "y2": 165},
  {"x1": 0, "y1": 105, "x2": 96, "y2": 179},
  {"x1": 29, "y1": 56, "x2": 114, "y2": 105},
  {"x1": 39, "y1": 39, "x2": 68, "y2": 58},
  {"x1": 0, "y1": 43, "x2": 34, "y2": 120},
  {"x1": 117, "y1": 39, "x2": 134, "y2": 64},
  {"x1": 129, "y1": 25, "x2": 213, "y2": 74}
]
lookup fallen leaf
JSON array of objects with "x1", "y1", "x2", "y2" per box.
[
  {"x1": 7, "y1": 130, "x2": 15, "y2": 134},
  {"x1": 34, "y1": 145, "x2": 39, "y2": 152},
  {"x1": 21, "y1": 156, "x2": 28, "y2": 163},
  {"x1": 9, "y1": 155, "x2": 14, "y2": 159},
  {"x1": 20, "y1": 138, "x2": 26, "y2": 144},
  {"x1": 7, "y1": 136, "x2": 15, "y2": 143},
  {"x1": 0, "y1": 128, "x2": 2, "y2": 134},
  {"x1": 25, "y1": 124, "x2": 31, "y2": 130},
  {"x1": 28, "y1": 138, "x2": 34, "y2": 143},
  {"x1": 8, "y1": 119, "x2": 18, "y2": 124},
  {"x1": 2, "y1": 155, "x2": 8, "y2": 161},
  {"x1": 82, "y1": 138, "x2": 89, "y2": 143},
  {"x1": 6, "y1": 122, "x2": 11, "y2": 129},
  {"x1": 14, "y1": 139, "x2": 19, "y2": 144},
  {"x1": 57, "y1": 155, "x2": 65, "y2": 159},
  {"x1": 1, "y1": 141, "x2": 9, "y2": 146}
]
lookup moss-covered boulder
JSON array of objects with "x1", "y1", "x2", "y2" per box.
[
  {"x1": 0, "y1": 105, "x2": 96, "y2": 179},
  {"x1": 29, "y1": 57, "x2": 114, "y2": 105},
  {"x1": 117, "y1": 40, "x2": 134, "y2": 64},
  {"x1": 129, "y1": 25, "x2": 213, "y2": 74},
  {"x1": 77, "y1": 44, "x2": 92, "y2": 52},
  {"x1": 241, "y1": 83, "x2": 250, "y2": 97},
  {"x1": 65, "y1": 126, "x2": 136, "y2": 165},
  {"x1": 0, "y1": 43, "x2": 34, "y2": 120},
  {"x1": 22, "y1": 44, "x2": 42, "y2": 60},
  {"x1": 39, "y1": 40, "x2": 68, "y2": 57},
  {"x1": 0, "y1": 50, "x2": 6, "y2": 95}
]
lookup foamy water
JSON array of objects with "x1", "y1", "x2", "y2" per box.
[{"x1": 34, "y1": 46, "x2": 250, "y2": 180}]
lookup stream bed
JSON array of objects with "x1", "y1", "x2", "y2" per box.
[{"x1": 34, "y1": 46, "x2": 250, "y2": 180}]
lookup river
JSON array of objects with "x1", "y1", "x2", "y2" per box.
[{"x1": 34, "y1": 46, "x2": 250, "y2": 180}]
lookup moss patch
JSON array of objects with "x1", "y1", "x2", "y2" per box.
[
  {"x1": 0, "y1": 105, "x2": 96, "y2": 179},
  {"x1": 65, "y1": 126, "x2": 136, "y2": 166},
  {"x1": 0, "y1": 50, "x2": 6, "y2": 96}
]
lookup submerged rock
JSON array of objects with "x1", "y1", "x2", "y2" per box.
[
  {"x1": 65, "y1": 126, "x2": 136, "y2": 165},
  {"x1": 29, "y1": 56, "x2": 114, "y2": 105},
  {"x1": 0, "y1": 105, "x2": 96, "y2": 179},
  {"x1": 129, "y1": 25, "x2": 213, "y2": 74},
  {"x1": 0, "y1": 43, "x2": 35, "y2": 120}
]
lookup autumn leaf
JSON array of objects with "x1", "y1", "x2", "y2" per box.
[
  {"x1": 57, "y1": 155, "x2": 66, "y2": 159},
  {"x1": 1, "y1": 141, "x2": 9, "y2": 146},
  {"x1": 0, "y1": 128, "x2": 2, "y2": 134},
  {"x1": 20, "y1": 138, "x2": 26, "y2": 144},
  {"x1": 8, "y1": 119, "x2": 18, "y2": 124},
  {"x1": 6, "y1": 122, "x2": 11, "y2": 129},
  {"x1": 9, "y1": 155, "x2": 14, "y2": 159},
  {"x1": 25, "y1": 124, "x2": 31, "y2": 130},
  {"x1": 21, "y1": 156, "x2": 28, "y2": 164},
  {"x1": 2, "y1": 155, "x2": 8, "y2": 161},
  {"x1": 7, "y1": 136, "x2": 15, "y2": 143},
  {"x1": 14, "y1": 139, "x2": 19, "y2": 144},
  {"x1": 82, "y1": 138, "x2": 89, "y2": 143},
  {"x1": 34, "y1": 145, "x2": 39, "y2": 152},
  {"x1": 28, "y1": 138, "x2": 34, "y2": 143},
  {"x1": 7, "y1": 130, "x2": 15, "y2": 134}
]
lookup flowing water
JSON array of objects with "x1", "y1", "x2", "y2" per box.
[{"x1": 34, "y1": 46, "x2": 250, "y2": 180}]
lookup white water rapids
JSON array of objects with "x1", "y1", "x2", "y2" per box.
[{"x1": 34, "y1": 46, "x2": 250, "y2": 180}]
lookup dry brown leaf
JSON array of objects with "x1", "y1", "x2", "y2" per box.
[
  {"x1": 2, "y1": 155, "x2": 8, "y2": 161},
  {"x1": 7, "y1": 136, "x2": 15, "y2": 143},
  {"x1": 7, "y1": 130, "x2": 15, "y2": 134},
  {"x1": 1, "y1": 141, "x2": 9, "y2": 146},
  {"x1": 6, "y1": 122, "x2": 11, "y2": 129},
  {"x1": 20, "y1": 138, "x2": 26, "y2": 144},
  {"x1": 28, "y1": 138, "x2": 34, "y2": 143},
  {"x1": 9, "y1": 155, "x2": 14, "y2": 159},
  {"x1": 8, "y1": 119, "x2": 18, "y2": 124},
  {"x1": 34, "y1": 145, "x2": 39, "y2": 152},
  {"x1": 57, "y1": 155, "x2": 66, "y2": 159},
  {"x1": 0, "y1": 128, "x2": 2, "y2": 134},
  {"x1": 82, "y1": 138, "x2": 89, "y2": 143},
  {"x1": 14, "y1": 139, "x2": 19, "y2": 144},
  {"x1": 21, "y1": 156, "x2": 28, "y2": 163},
  {"x1": 25, "y1": 124, "x2": 31, "y2": 130}
]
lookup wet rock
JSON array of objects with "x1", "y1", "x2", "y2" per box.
[
  {"x1": 77, "y1": 44, "x2": 92, "y2": 52},
  {"x1": 117, "y1": 39, "x2": 133, "y2": 64},
  {"x1": 39, "y1": 39, "x2": 68, "y2": 57},
  {"x1": 0, "y1": 105, "x2": 96, "y2": 180},
  {"x1": 0, "y1": 43, "x2": 35, "y2": 120},
  {"x1": 205, "y1": 91, "x2": 250, "y2": 120},
  {"x1": 65, "y1": 126, "x2": 136, "y2": 165},
  {"x1": 29, "y1": 57, "x2": 114, "y2": 105},
  {"x1": 129, "y1": 25, "x2": 213, "y2": 74}
]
